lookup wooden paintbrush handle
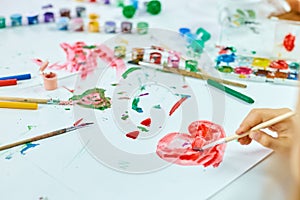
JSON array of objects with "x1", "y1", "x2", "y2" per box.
[{"x1": 0, "y1": 97, "x2": 49, "y2": 104}]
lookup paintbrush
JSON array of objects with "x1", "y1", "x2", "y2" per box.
[
  {"x1": 193, "y1": 111, "x2": 295, "y2": 151},
  {"x1": 0, "y1": 96, "x2": 63, "y2": 105},
  {"x1": 0, "y1": 122, "x2": 94, "y2": 151},
  {"x1": 135, "y1": 61, "x2": 247, "y2": 88}
]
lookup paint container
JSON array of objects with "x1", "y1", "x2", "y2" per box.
[
  {"x1": 132, "y1": 48, "x2": 145, "y2": 63},
  {"x1": 274, "y1": 70, "x2": 288, "y2": 79},
  {"x1": 252, "y1": 57, "x2": 271, "y2": 69},
  {"x1": 217, "y1": 66, "x2": 234, "y2": 73},
  {"x1": 179, "y1": 27, "x2": 191, "y2": 36},
  {"x1": 289, "y1": 62, "x2": 300, "y2": 71},
  {"x1": 104, "y1": 21, "x2": 116, "y2": 33},
  {"x1": 121, "y1": 21, "x2": 132, "y2": 33},
  {"x1": 185, "y1": 60, "x2": 198, "y2": 72},
  {"x1": 114, "y1": 46, "x2": 126, "y2": 58},
  {"x1": 68, "y1": 17, "x2": 84, "y2": 31},
  {"x1": 150, "y1": 52, "x2": 162, "y2": 64},
  {"x1": 103, "y1": 0, "x2": 110, "y2": 4},
  {"x1": 44, "y1": 12, "x2": 55, "y2": 23},
  {"x1": 234, "y1": 66, "x2": 253, "y2": 75},
  {"x1": 27, "y1": 13, "x2": 39, "y2": 25},
  {"x1": 288, "y1": 72, "x2": 298, "y2": 80},
  {"x1": 60, "y1": 8, "x2": 71, "y2": 18},
  {"x1": 43, "y1": 72, "x2": 57, "y2": 90},
  {"x1": 76, "y1": 6, "x2": 86, "y2": 17},
  {"x1": 0, "y1": 16, "x2": 6, "y2": 28},
  {"x1": 10, "y1": 14, "x2": 22, "y2": 27},
  {"x1": 167, "y1": 53, "x2": 180, "y2": 68},
  {"x1": 137, "y1": 22, "x2": 149, "y2": 34},
  {"x1": 270, "y1": 60, "x2": 289, "y2": 70},
  {"x1": 88, "y1": 13, "x2": 100, "y2": 32},
  {"x1": 56, "y1": 17, "x2": 69, "y2": 30},
  {"x1": 254, "y1": 69, "x2": 270, "y2": 77}
]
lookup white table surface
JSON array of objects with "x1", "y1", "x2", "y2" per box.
[{"x1": 0, "y1": 0, "x2": 298, "y2": 199}]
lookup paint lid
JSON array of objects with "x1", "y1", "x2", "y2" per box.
[
  {"x1": 122, "y1": 5, "x2": 136, "y2": 18},
  {"x1": 146, "y1": 0, "x2": 161, "y2": 15},
  {"x1": 10, "y1": 14, "x2": 22, "y2": 20},
  {"x1": 89, "y1": 13, "x2": 99, "y2": 20}
]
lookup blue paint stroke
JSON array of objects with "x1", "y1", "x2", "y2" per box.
[
  {"x1": 5, "y1": 153, "x2": 13, "y2": 160},
  {"x1": 20, "y1": 143, "x2": 40, "y2": 155}
]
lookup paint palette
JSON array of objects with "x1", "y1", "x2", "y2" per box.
[{"x1": 214, "y1": 47, "x2": 300, "y2": 86}]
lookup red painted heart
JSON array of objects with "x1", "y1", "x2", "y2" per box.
[{"x1": 156, "y1": 120, "x2": 226, "y2": 168}]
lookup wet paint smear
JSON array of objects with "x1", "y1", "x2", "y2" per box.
[
  {"x1": 153, "y1": 105, "x2": 161, "y2": 109},
  {"x1": 122, "y1": 67, "x2": 141, "y2": 79},
  {"x1": 283, "y1": 33, "x2": 295, "y2": 52},
  {"x1": 169, "y1": 96, "x2": 189, "y2": 116},
  {"x1": 5, "y1": 153, "x2": 13, "y2": 160},
  {"x1": 111, "y1": 83, "x2": 119, "y2": 86},
  {"x1": 20, "y1": 143, "x2": 40, "y2": 155},
  {"x1": 132, "y1": 97, "x2": 143, "y2": 113},
  {"x1": 139, "y1": 92, "x2": 149, "y2": 97},
  {"x1": 27, "y1": 125, "x2": 37, "y2": 131},
  {"x1": 140, "y1": 118, "x2": 151, "y2": 127},
  {"x1": 126, "y1": 131, "x2": 140, "y2": 139},
  {"x1": 156, "y1": 120, "x2": 226, "y2": 168},
  {"x1": 121, "y1": 114, "x2": 129, "y2": 120},
  {"x1": 69, "y1": 88, "x2": 111, "y2": 110},
  {"x1": 137, "y1": 126, "x2": 149, "y2": 132},
  {"x1": 73, "y1": 118, "x2": 83, "y2": 126}
]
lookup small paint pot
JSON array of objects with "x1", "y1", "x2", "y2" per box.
[
  {"x1": 88, "y1": 21, "x2": 100, "y2": 32},
  {"x1": 274, "y1": 70, "x2": 288, "y2": 79},
  {"x1": 56, "y1": 17, "x2": 69, "y2": 30},
  {"x1": 150, "y1": 52, "x2": 162, "y2": 64},
  {"x1": 75, "y1": 6, "x2": 86, "y2": 17},
  {"x1": 59, "y1": 8, "x2": 71, "y2": 18},
  {"x1": 121, "y1": 21, "x2": 132, "y2": 33},
  {"x1": 289, "y1": 62, "x2": 300, "y2": 70},
  {"x1": 137, "y1": 22, "x2": 149, "y2": 34},
  {"x1": 0, "y1": 16, "x2": 6, "y2": 28},
  {"x1": 179, "y1": 27, "x2": 191, "y2": 36},
  {"x1": 167, "y1": 53, "x2": 180, "y2": 68},
  {"x1": 288, "y1": 72, "x2": 298, "y2": 80},
  {"x1": 270, "y1": 60, "x2": 289, "y2": 70},
  {"x1": 185, "y1": 60, "x2": 198, "y2": 72},
  {"x1": 234, "y1": 66, "x2": 252, "y2": 75},
  {"x1": 76, "y1": 6, "x2": 86, "y2": 18},
  {"x1": 132, "y1": 48, "x2": 145, "y2": 63},
  {"x1": 103, "y1": 0, "x2": 110, "y2": 4},
  {"x1": 43, "y1": 72, "x2": 57, "y2": 90},
  {"x1": 217, "y1": 66, "x2": 233, "y2": 73},
  {"x1": 104, "y1": 21, "x2": 116, "y2": 33},
  {"x1": 68, "y1": 17, "x2": 84, "y2": 31},
  {"x1": 27, "y1": 13, "x2": 39, "y2": 25},
  {"x1": 252, "y1": 57, "x2": 271, "y2": 69},
  {"x1": 254, "y1": 69, "x2": 270, "y2": 77},
  {"x1": 10, "y1": 14, "x2": 22, "y2": 27},
  {"x1": 114, "y1": 46, "x2": 126, "y2": 58},
  {"x1": 44, "y1": 12, "x2": 55, "y2": 23}
]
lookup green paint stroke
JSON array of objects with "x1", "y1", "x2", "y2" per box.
[
  {"x1": 69, "y1": 88, "x2": 111, "y2": 110},
  {"x1": 153, "y1": 104, "x2": 161, "y2": 109},
  {"x1": 27, "y1": 125, "x2": 37, "y2": 131},
  {"x1": 132, "y1": 97, "x2": 143, "y2": 113},
  {"x1": 137, "y1": 126, "x2": 149, "y2": 132},
  {"x1": 121, "y1": 114, "x2": 129, "y2": 120},
  {"x1": 122, "y1": 67, "x2": 141, "y2": 79}
]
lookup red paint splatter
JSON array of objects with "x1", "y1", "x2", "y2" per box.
[
  {"x1": 270, "y1": 60, "x2": 289, "y2": 70},
  {"x1": 182, "y1": 85, "x2": 188, "y2": 88},
  {"x1": 126, "y1": 131, "x2": 140, "y2": 140},
  {"x1": 156, "y1": 120, "x2": 226, "y2": 168},
  {"x1": 140, "y1": 118, "x2": 151, "y2": 127},
  {"x1": 283, "y1": 33, "x2": 295, "y2": 52},
  {"x1": 169, "y1": 97, "x2": 188, "y2": 116},
  {"x1": 73, "y1": 118, "x2": 83, "y2": 126}
]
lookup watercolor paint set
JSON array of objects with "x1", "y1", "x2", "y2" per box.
[{"x1": 214, "y1": 46, "x2": 300, "y2": 86}]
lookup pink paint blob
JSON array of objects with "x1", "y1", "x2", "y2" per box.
[{"x1": 156, "y1": 120, "x2": 226, "y2": 168}]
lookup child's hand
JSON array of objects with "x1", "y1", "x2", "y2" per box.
[{"x1": 235, "y1": 108, "x2": 296, "y2": 153}]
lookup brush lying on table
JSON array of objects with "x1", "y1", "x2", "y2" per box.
[
  {"x1": 0, "y1": 122, "x2": 94, "y2": 151},
  {"x1": 193, "y1": 111, "x2": 295, "y2": 151}
]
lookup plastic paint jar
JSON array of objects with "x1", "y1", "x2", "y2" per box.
[
  {"x1": 43, "y1": 72, "x2": 58, "y2": 90},
  {"x1": 44, "y1": 12, "x2": 55, "y2": 23},
  {"x1": 56, "y1": 17, "x2": 69, "y2": 30},
  {"x1": 104, "y1": 21, "x2": 116, "y2": 33},
  {"x1": 0, "y1": 16, "x2": 6, "y2": 28},
  {"x1": 76, "y1": 6, "x2": 86, "y2": 18},
  {"x1": 121, "y1": 21, "x2": 132, "y2": 33},
  {"x1": 137, "y1": 22, "x2": 149, "y2": 34},
  {"x1": 10, "y1": 14, "x2": 22, "y2": 27},
  {"x1": 68, "y1": 17, "x2": 84, "y2": 31},
  {"x1": 114, "y1": 46, "x2": 127, "y2": 58},
  {"x1": 60, "y1": 8, "x2": 71, "y2": 18},
  {"x1": 27, "y1": 13, "x2": 39, "y2": 25}
]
